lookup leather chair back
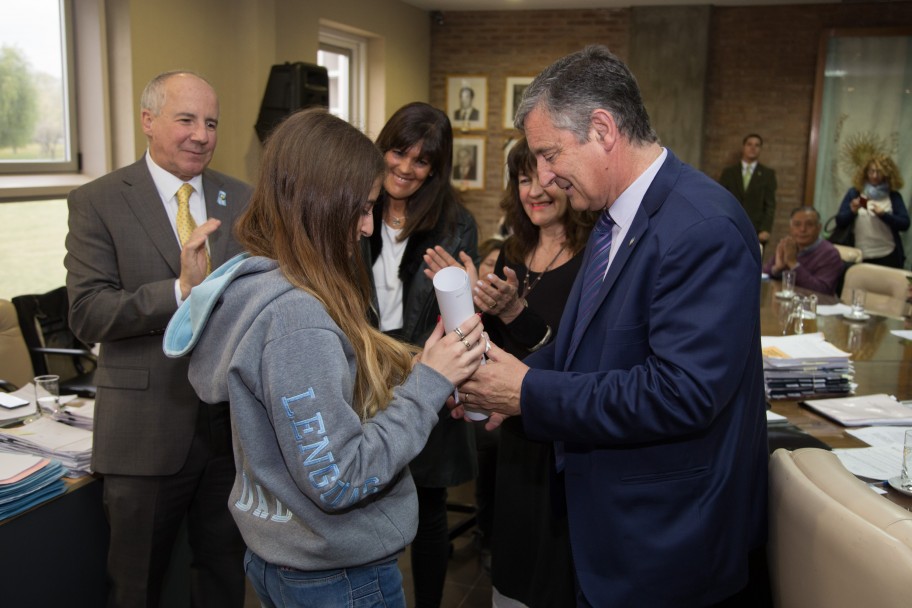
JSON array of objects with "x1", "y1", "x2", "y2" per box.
[
  {"x1": 840, "y1": 263, "x2": 911, "y2": 318},
  {"x1": 769, "y1": 448, "x2": 912, "y2": 608},
  {"x1": 0, "y1": 299, "x2": 34, "y2": 389}
]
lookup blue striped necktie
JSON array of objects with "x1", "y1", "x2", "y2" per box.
[{"x1": 578, "y1": 210, "x2": 615, "y2": 322}]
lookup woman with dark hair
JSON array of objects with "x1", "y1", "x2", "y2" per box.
[
  {"x1": 163, "y1": 108, "x2": 486, "y2": 607},
  {"x1": 835, "y1": 153, "x2": 909, "y2": 268},
  {"x1": 427, "y1": 137, "x2": 595, "y2": 608},
  {"x1": 364, "y1": 101, "x2": 480, "y2": 608}
]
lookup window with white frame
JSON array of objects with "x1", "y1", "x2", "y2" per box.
[
  {"x1": 0, "y1": 0, "x2": 78, "y2": 174},
  {"x1": 318, "y1": 27, "x2": 366, "y2": 131}
]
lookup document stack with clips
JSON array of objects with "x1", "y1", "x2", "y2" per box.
[{"x1": 760, "y1": 332, "x2": 854, "y2": 400}]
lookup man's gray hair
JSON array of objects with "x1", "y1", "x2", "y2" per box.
[
  {"x1": 140, "y1": 70, "x2": 213, "y2": 115},
  {"x1": 514, "y1": 45, "x2": 657, "y2": 145}
]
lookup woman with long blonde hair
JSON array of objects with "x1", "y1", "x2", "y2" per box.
[{"x1": 164, "y1": 108, "x2": 485, "y2": 607}]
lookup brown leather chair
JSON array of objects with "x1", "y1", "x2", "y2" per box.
[
  {"x1": 0, "y1": 299, "x2": 34, "y2": 390},
  {"x1": 840, "y1": 263, "x2": 912, "y2": 318},
  {"x1": 769, "y1": 448, "x2": 912, "y2": 608}
]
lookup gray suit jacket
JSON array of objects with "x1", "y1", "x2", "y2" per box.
[{"x1": 65, "y1": 158, "x2": 251, "y2": 476}]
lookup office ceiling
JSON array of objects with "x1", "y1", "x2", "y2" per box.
[{"x1": 403, "y1": 0, "x2": 831, "y2": 10}]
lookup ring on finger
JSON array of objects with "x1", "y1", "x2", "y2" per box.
[
  {"x1": 453, "y1": 327, "x2": 465, "y2": 339},
  {"x1": 461, "y1": 338, "x2": 472, "y2": 351},
  {"x1": 463, "y1": 392, "x2": 469, "y2": 402}
]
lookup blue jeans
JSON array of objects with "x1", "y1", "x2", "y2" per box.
[{"x1": 244, "y1": 549, "x2": 406, "y2": 608}]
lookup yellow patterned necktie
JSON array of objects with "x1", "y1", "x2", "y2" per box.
[
  {"x1": 175, "y1": 183, "x2": 211, "y2": 274},
  {"x1": 742, "y1": 166, "x2": 752, "y2": 190}
]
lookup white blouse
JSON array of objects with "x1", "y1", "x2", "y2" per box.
[{"x1": 372, "y1": 223, "x2": 408, "y2": 332}]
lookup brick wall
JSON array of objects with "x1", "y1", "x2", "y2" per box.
[
  {"x1": 429, "y1": 9, "x2": 630, "y2": 239},
  {"x1": 429, "y1": 3, "x2": 912, "y2": 247}
]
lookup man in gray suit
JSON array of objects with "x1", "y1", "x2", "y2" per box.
[{"x1": 65, "y1": 71, "x2": 250, "y2": 608}]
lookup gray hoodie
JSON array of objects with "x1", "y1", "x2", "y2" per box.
[{"x1": 163, "y1": 253, "x2": 452, "y2": 570}]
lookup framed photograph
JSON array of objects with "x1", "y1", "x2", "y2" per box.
[
  {"x1": 503, "y1": 77, "x2": 534, "y2": 129},
  {"x1": 447, "y1": 76, "x2": 487, "y2": 132},
  {"x1": 452, "y1": 136, "x2": 486, "y2": 190},
  {"x1": 503, "y1": 137, "x2": 519, "y2": 190}
]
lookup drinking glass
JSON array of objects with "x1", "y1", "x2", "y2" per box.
[
  {"x1": 901, "y1": 429, "x2": 912, "y2": 491},
  {"x1": 780, "y1": 269, "x2": 796, "y2": 298},
  {"x1": 798, "y1": 295, "x2": 817, "y2": 334},
  {"x1": 34, "y1": 374, "x2": 61, "y2": 415},
  {"x1": 851, "y1": 288, "x2": 866, "y2": 318}
]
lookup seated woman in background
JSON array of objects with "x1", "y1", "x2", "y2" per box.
[
  {"x1": 835, "y1": 154, "x2": 909, "y2": 268},
  {"x1": 163, "y1": 109, "x2": 486, "y2": 608},
  {"x1": 426, "y1": 137, "x2": 595, "y2": 608}
]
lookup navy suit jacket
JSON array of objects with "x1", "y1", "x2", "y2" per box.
[{"x1": 521, "y1": 150, "x2": 768, "y2": 606}]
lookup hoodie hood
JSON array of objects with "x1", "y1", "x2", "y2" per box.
[{"x1": 163, "y1": 252, "x2": 254, "y2": 357}]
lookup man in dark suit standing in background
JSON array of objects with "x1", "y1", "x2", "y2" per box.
[
  {"x1": 720, "y1": 133, "x2": 778, "y2": 246},
  {"x1": 65, "y1": 71, "x2": 250, "y2": 608},
  {"x1": 460, "y1": 45, "x2": 768, "y2": 607}
]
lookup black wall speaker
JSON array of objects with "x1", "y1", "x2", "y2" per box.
[{"x1": 254, "y1": 62, "x2": 329, "y2": 143}]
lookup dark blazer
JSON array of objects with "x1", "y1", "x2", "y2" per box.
[
  {"x1": 720, "y1": 162, "x2": 777, "y2": 235},
  {"x1": 521, "y1": 150, "x2": 768, "y2": 606},
  {"x1": 65, "y1": 158, "x2": 251, "y2": 476},
  {"x1": 363, "y1": 202, "x2": 480, "y2": 487}
]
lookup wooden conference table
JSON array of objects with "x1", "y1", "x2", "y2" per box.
[{"x1": 760, "y1": 279, "x2": 912, "y2": 506}]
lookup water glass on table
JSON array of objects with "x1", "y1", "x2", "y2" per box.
[
  {"x1": 850, "y1": 288, "x2": 867, "y2": 318},
  {"x1": 34, "y1": 374, "x2": 61, "y2": 416},
  {"x1": 779, "y1": 269, "x2": 796, "y2": 299},
  {"x1": 901, "y1": 429, "x2": 912, "y2": 492}
]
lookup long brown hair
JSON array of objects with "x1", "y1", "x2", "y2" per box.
[
  {"x1": 375, "y1": 102, "x2": 464, "y2": 239},
  {"x1": 235, "y1": 108, "x2": 414, "y2": 419},
  {"x1": 500, "y1": 137, "x2": 596, "y2": 265}
]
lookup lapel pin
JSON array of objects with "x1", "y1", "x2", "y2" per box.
[
  {"x1": 628, "y1": 237, "x2": 635, "y2": 247},
  {"x1": 217, "y1": 191, "x2": 227, "y2": 206}
]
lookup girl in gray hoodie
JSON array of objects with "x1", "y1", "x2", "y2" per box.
[{"x1": 164, "y1": 109, "x2": 486, "y2": 607}]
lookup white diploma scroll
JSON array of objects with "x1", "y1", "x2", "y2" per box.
[{"x1": 432, "y1": 267, "x2": 488, "y2": 420}]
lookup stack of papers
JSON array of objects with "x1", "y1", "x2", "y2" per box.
[
  {"x1": 802, "y1": 393, "x2": 912, "y2": 426},
  {"x1": 761, "y1": 332, "x2": 854, "y2": 400},
  {"x1": 52, "y1": 399, "x2": 95, "y2": 430},
  {"x1": 0, "y1": 417, "x2": 93, "y2": 477},
  {"x1": 0, "y1": 453, "x2": 67, "y2": 522}
]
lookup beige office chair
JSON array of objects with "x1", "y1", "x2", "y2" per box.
[
  {"x1": 768, "y1": 448, "x2": 912, "y2": 608},
  {"x1": 0, "y1": 299, "x2": 35, "y2": 390},
  {"x1": 840, "y1": 263, "x2": 912, "y2": 318},
  {"x1": 832, "y1": 244, "x2": 863, "y2": 264}
]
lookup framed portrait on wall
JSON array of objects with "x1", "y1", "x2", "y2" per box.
[
  {"x1": 452, "y1": 136, "x2": 486, "y2": 190},
  {"x1": 447, "y1": 76, "x2": 487, "y2": 132},
  {"x1": 503, "y1": 77, "x2": 534, "y2": 129}
]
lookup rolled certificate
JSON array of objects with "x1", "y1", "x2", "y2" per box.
[{"x1": 432, "y1": 266, "x2": 488, "y2": 420}]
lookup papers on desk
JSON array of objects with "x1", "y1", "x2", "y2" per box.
[
  {"x1": 832, "y1": 445, "x2": 903, "y2": 481},
  {"x1": 801, "y1": 393, "x2": 912, "y2": 426},
  {"x1": 0, "y1": 453, "x2": 67, "y2": 522},
  {"x1": 891, "y1": 329, "x2": 912, "y2": 341},
  {"x1": 816, "y1": 303, "x2": 854, "y2": 317},
  {"x1": 761, "y1": 333, "x2": 854, "y2": 400},
  {"x1": 0, "y1": 417, "x2": 93, "y2": 477},
  {"x1": 52, "y1": 399, "x2": 95, "y2": 430}
]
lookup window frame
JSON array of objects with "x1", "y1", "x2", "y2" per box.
[
  {"x1": 318, "y1": 26, "x2": 367, "y2": 132},
  {"x1": 0, "y1": 0, "x2": 79, "y2": 175}
]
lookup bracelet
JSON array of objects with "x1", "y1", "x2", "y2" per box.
[{"x1": 528, "y1": 325, "x2": 553, "y2": 352}]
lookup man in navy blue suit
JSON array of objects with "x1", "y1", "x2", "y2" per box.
[{"x1": 460, "y1": 45, "x2": 768, "y2": 607}]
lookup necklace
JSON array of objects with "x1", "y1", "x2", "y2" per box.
[
  {"x1": 522, "y1": 243, "x2": 566, "y2": 298},
  {"x1": 386, "y1": 206, "x2": 406, "y2": 227}
]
